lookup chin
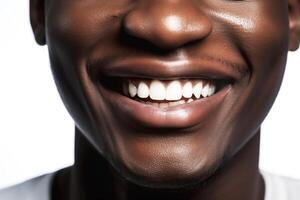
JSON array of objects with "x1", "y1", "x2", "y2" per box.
[
  {"x1": 120, "y1": 159, "x2": 223, "y2": 189},
  {"x1": 111, "y1": 147, "x2": 226, "y2": 189}
]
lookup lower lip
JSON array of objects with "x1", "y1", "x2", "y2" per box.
[{"x1": 98, "y1": 84, "x2": 231, "y2": 129}]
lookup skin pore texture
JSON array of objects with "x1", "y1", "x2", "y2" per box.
[{"x1": 30, "y1": 0, "x2": 300, "y2": 200}]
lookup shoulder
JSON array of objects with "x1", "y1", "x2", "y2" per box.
[
  {"x1": 262, "y1": 171, "x2": 300, "y2": 200},
  {"x1": 0, "y1": 173, "x2": 55, "y2": 200}
]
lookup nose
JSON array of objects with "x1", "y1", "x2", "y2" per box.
[{"x1": 123, "y1": 0, "x2": 212, "y2": 50}]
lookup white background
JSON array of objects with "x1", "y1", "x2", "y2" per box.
[{"x1": 0, "y1": 1, "x2": 299, "y2": 189}]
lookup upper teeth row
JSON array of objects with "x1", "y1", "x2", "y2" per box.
[{"x1": 127, "y1": 80, "x2": 216, "y2": 101}]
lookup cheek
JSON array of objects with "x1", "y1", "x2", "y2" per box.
[
  {"x1": 209, "y1": 2, "x2": 289, "y2": 154},
  {"x1": 241, "y1": 2, "x2": 289, "y2": 64},
  {"x1": 209, "y1": 1, "x2": 289, "y2": 84},
  {"x1": 46, "y1": 2, "x2": 124, "y2": 52},
  {"x1": 212, "y1": 2, "x2": 289, "y2": 53},
  {"x1": 240, "y1": 4, "x2": 289, "y2": 104},
  {"x1": 45, "y1": 2, "x2": 133, "y2": 154}
]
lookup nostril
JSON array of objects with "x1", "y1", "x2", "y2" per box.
[{"x1": 120, "y1": 25, "x2": 170, "y2": 55}]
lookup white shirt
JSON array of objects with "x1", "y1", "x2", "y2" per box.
[
  {"x1": 0, "y1": 173, "x2": 54, "y2": 200},
  {"x1": 0, "y1": 171, "x2": 299, "y2": 200},
  {"x1": 263, "y1": 171, "x2": 300, "y2": 200}
]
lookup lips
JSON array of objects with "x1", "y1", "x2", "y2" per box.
[
  {"x1": 89, "y1": 57, "x2": 244, "y2": 129},
  {"x1": 89, "y1": 57, "x2": 245, "y2": 81}
]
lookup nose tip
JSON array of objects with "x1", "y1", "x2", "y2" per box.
[{"x1": 123, "y1": 1, "x2": 212, "y2": 50}]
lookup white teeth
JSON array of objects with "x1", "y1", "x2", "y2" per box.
[
  {"x1": 169, "y1": 101, "x2": 180, "y2": 106},
  {"x1": 128, "y1": 82, "x2": 137, "y2": 97},
  {"x1": 202, "y1": 84, "x2": 209, "y2": 97},
  {"x1": 193, "y1": 81, "x2": 203, "y2": 98},
  {"x1": 169, "y1": 100, "x2": 185, "y2": 107},
  {"x1": 178, "y1": 100, "x2": 185, "y2": 105},
  {"x1": 182, "y1": 82, "x2": 193, "y2": 98},
  {"x1": 166, "y1": 80, "x2": 182, "y2": 100},
  {"x1": 129, "y1": 79, "x2": 217, "y2": 102},
  {"x1": 137, "y1": 82, "x2": 149, "y2": 98},
  {"x1": 146, "y1": 99, "x2": 195, "y2": 108},
  {"x1": 149, "y1": 80, "x2": 166, "y2": 100},
  {"x1": 208, "y1": 84, "x2": 216, "y2": 96},
  {"x1": 187, "y1": 98, "x2": 194, "y2": 103}
]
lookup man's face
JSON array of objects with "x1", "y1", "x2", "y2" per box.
[{"x1": 42, "y1": 0, "x2": 289, "y2": 187}]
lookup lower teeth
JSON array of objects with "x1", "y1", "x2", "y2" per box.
[{"x1": 141, "y1": 98, "x2": 194, "y2": 108}]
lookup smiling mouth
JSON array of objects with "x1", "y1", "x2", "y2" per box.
[
  {"x1": 99, "y1": 76, "x2": 231, "y2": 109},
  {"x1": 89, "y1": 57, "x2": 242, "y2": 128}
]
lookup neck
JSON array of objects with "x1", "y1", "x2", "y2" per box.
[{"x1": 61, "y1": 128, "x2": 264, "y2": 200}]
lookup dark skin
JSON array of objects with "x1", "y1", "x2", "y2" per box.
[{"x1": 30, "y1": 0, "x2": 300, "y2": 199}]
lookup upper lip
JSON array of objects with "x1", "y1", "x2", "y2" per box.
[{"x1": 88, "y1": 56, "x2": 248, "y2": 82}]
